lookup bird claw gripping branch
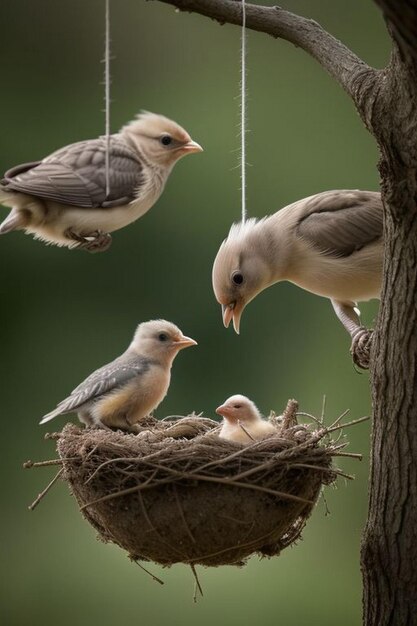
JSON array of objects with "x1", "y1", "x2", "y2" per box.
[{"x1": 350, "y1": 327, "x2": 374, "y2": 370}]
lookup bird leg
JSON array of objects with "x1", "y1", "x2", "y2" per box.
[
  {"x1": 64, "y1": 228, "x2": 112, "y2": 253},
  {"x1": 331, "y1": 299, "x2": 373, "y2": 370}
]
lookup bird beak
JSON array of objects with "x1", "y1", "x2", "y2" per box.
[
  {"x1": 222, "y1": 302, "x2": 244, "y2": 334},
  {"x1": 216, "y1": 405, "x2": 236, "y2": 421},
  {"x1": 216, "y1": 404, "x2": 228, "y2": 417},
  {"x1": 222, "y1": 304, "x2": 234, "y2": 329},
  {"x1": 180, "y1": 140, "x2": 203, "y2": 154},
  {"x1": 173, "y1": 334, "x2": 198, "y2": 349}
]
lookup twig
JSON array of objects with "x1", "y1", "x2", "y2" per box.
[
  {"x1": 291, "y1": 463, "x2": 354, "y2": 480},
  {"x1": 324, "y1": 415, "x2": 369, "y2": 434},
  {"x1": 85, "y1": 445, "x2": 99, "y2": 460},
  {"x1": 80, "y1": 465, "x2": 315, "y2": 510},
  {"x1": 322, "y1": 491, "x2": 331, "y2": 517},
  {"x1": 329, "y1": 442, "x2": 349, "y2": 451},
  {"x1": 321, "y1": 395, "x2": 327, "y2": 423},
  {"x1": 44, "y1": 432, "x2": 61, "y2": 440},
  {"x1": 328, "y1": 408, "x2": 350, "y2": 430},
  {"x1": 281, "y1": 399, "x2": 298, "y2": 430},
  {"x1": 133, "y1": 559, "x2": 165, "y2": 585},
  {"x1": 190, "y1": 564, "x2": 204, "y2": 602},
  {"x1": 238, "y1": 421, "x2": 255, "y2": 441},
  {"x1": 139, "y1": 460, "x2": 316, "y2": 504},
  {"x1": 162, "y1": 412, "x2": 205, "y2": 421},
  {"x1": 23, "y1": 458, "x2": 75, "y2": 468},
  {"x1": 28, "y1": 468, "x2": 64, "y2": 511},
  {"x1": 85, "y1": 456, "x2": 141, "y2": 484},
  {"x1": 332, "y1": 451, "x2": 363, "y2": 460},
  {"x1": 297, "y1": 412, "x2": 322, "y2": 427}
]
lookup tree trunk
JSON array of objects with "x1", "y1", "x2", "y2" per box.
[{"x1": 361, "y1": 44, "x2": 417, "y2": 624}]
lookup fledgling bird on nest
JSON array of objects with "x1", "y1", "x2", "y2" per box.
[
  {"x1": 216, "y1": 394, "x2": 277, "y2": 444},
  {"x1": 212, "y1": 190, "x2": 382, "y2": 368},
  {"x1": 0, "y1": 112, "x2": 202, "y2": 252},
  {"x1": 40, "y1": 320, "x2": 197, "y2": 430}
]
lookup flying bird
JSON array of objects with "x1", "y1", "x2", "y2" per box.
[
  {"x1": 40, "y1": 320, "x2": 197, "y2": 429},
  {"x1": 0, "y1": 112, "x2": 202, "y2": 251},
  {"x1": 212, "y1": 190, "x2": 382, "y2": 367},
  {"x1": 216, "y1": 394, "x2": 277, "y2": 444}
]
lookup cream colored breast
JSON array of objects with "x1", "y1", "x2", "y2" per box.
[{"x1": 93, "y1": 365, "x2": 170, "y2": 428}]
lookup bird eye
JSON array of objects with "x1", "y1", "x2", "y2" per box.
[
  {"x1": 158, "y1": 333, "x2": 168, "y2": 342},
  {"x1": 232, "y1": 272, "x2": 244, "y2": 285},
  {"x1": 160, "y1": 135, "x2": 172, "y2": 146},
  {"x1": 234, "y1": 404, "x2": 242, "y2": 409}
]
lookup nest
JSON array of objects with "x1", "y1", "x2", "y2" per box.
[{"x1": 27, "y1": 400, "x2": 365, "y2": 568}]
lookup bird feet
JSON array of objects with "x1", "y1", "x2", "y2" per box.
[
  {"x1": 350, "y1": 327, "x2": 373, "y2": 370},
  {"x1": 65, "y1": 229, "x2": 112, "y2": 253}
]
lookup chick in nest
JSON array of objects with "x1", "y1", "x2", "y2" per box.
[{"x1": 216, "y1": 394, "x2": 277, "y2": 444}]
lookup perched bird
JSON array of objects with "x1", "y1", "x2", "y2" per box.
[
  {"x1": 0, "y1": 112, "x2": 202, "y2": 251},
  {"x1": 212, "y1": 190, "x2": 382, "y2": 366},
  {"x1": 40, "y1": 320, "x2": 197, "y2": 429},
  {"x1": 216, "y1": 394, "x2": 276, "y2": 444}
]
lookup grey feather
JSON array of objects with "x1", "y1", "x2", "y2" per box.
[
  {"x1": 296, "y1": 190, "x2": 383, "y2": 258},
  {"x1": 40, "y1": 354, "x2": 151, "y2": 423},
  {"x1": 1, "y1": 137, "x2": 144, "y2": 208}
]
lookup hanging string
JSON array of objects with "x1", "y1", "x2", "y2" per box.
[
  {"x1": 104, "y1": 0, "x2": 111, "y2": 198},
  {"x1": 240, "y1": 0, "x2": 247, "y2": 224}
]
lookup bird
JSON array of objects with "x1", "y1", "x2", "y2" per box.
[
  {"x1": 0, "y1": 112, "x2": 202, "y2": 252},
  {"x1": 212, "y1": 190, "x2": 382, "y2": 367},
  {"x1": 39, "y1": 320, "x2": 197, "y2": 429},
  {"x1": 216, "y1": 394, "x2": 277, "y2": 444}
]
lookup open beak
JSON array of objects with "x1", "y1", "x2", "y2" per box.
[
  {"x1": 221, "y1": 302, "x2": 244, "y2": 334},
  {"x1": 180, "y1": 139, "x2": 203, "y2": 154},
  {"x1": 222, "y1": 304, "x2": 234, "y2": 329},
  {"x1": 173, "y1": 334, "x2": 198, "y2": 349}
]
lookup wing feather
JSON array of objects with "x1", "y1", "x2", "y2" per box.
[
  {"x1": 296, "y1": 190, "x2": 383, "y2": 258},
  {"x1": 2, "y1": 137, "x2": 144, "y2": 208},
  {"x1": 40, "y1": 355, "x2": 150, "y2": 423}
]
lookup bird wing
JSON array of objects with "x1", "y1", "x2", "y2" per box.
[
  {"x1": 1, "y1": 137, "x2": 144, "y2": 208},
  {"x1": 40, "y1": 355, "x2": 150, "y2": 423},
  {"x1": 295, "y1": 190, "x2": 383, "y2": 258}
]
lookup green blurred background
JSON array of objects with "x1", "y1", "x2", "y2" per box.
[{"x1": 0, "y1": 1, "x2": 389, "y2": 624}]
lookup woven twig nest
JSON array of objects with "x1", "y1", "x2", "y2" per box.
[{"x1": 47, "y1": 400, "x2": 363, "y2": 567}]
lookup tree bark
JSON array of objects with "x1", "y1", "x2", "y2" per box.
[
  {"x1": 151, "y1": 0, "x2": 417, "y2": 623},
  {"x1": 156, "y1": 0, "x2": 378, "y2": 107},
  {"x1": 361, "y1": 39, "x2": 417, "y2": 626}
]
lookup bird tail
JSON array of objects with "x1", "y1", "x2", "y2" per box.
[
  {"x1": 39, "y1": 408, "x2": 62, "y2": 425},
  {"x1": 0, "y1": 208, "x2": 26, "y2": 234}
]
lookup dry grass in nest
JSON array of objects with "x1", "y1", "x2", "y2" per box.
[{"x1": 25, "y1": 400, "x2": 367, "y2": 569}]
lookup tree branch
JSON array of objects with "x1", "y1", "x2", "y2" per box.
[
  {"x1": 154, "y1": 0, "x2": 377, "y2": 107},
  {"x1": 374, "y1": 0, "x2": 417, "y2": 71}
]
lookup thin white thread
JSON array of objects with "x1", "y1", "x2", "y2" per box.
[
  {"x1": 240, "y1": 0, "x2": 247, "y2": 224},
  {"x1": 104, "y1": 0, "x2": 111, "y2": 198}
]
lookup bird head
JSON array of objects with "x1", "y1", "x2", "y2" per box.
[
  {"x1": 121, "y1": 112, "x2": 203, "y2": 168},
  {"x1": 212, "y1": 219, "x2": 273, "y2": 334},
  {"x1": 216, "y1": 394, "x2": 261, "y2": 425},
  {"x1": 130, "y1": 319, "x2": 197, "y2": 362}
]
